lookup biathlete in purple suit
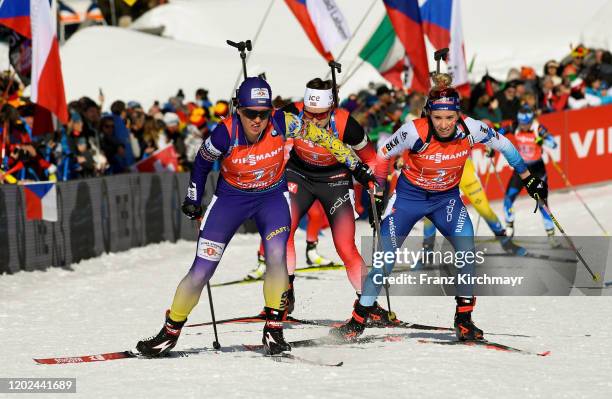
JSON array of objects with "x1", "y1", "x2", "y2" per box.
[{"x1": 137, "y1": 77, "x2": 376, "y2": 356}]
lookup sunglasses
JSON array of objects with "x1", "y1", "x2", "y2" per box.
[
  {"x1": 102, "y1": 124, "x2": 114, "y2": 129},
  {"x1": 303, "y1": 108, "x2": 333, "y2": 120},
  {"x1": 241, "y1": 108, "x2": 271, "y2": 120}
]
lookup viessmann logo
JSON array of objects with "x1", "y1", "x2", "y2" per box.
[
  {"x1": 231, "y1": 148, "x2": 282, "y2": 165},
  {"x1": 570, "y1": 126, "x2": 612, "y2": 158},
  {"x1": 417, "y1": 149, "x2": 469, "y2": 164}
]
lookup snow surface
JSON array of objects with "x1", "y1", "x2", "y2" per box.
[{"x1": 1, "y1": 184, "x2": 612, "y2": 399}]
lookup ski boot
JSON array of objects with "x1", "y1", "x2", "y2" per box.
[
  {"x1": 546, "y1": 228, "x2": 562, "y2": 249},
  {"x1": 330, "y1": 301, "x2": 369, "y2": 341},
  {"x1": 454, "y1": 297, "x2": 484, "y2": 341},
  {"x1": 306, "y1": 241, "x2": 334, "y2": 267},
  {"x1": 497, "y1": 231, "x2": 527, "y2": 256},
  {"x1": 246, "y1": 252, "x2": 266, "y2": 280},
  {"x1": 136, "y1": 311, "x2": 186, "y2": 357},
  {"x1": 366, "y1": 301, "x2": 400, "y2": 327},
  {"x1": 262, "y1": 307, "x2": 291, "y2": 355}
]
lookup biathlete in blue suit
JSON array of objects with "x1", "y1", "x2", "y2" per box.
[{"x1": 332, "y1": 74, "x2": 548, "y2": 342}]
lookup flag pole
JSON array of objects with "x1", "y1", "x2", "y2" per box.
[
  {"x1": 324, "y1": 0, "x2": 378, "y2": 80},
  {"x1": 340, "y1": 24, "x2": 397, "y2": 86},
  {"x1": 109, "y1": 0, "x2": 117, "y2": 26}
]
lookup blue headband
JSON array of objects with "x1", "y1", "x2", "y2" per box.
[{"x1": 428, "y1": 96, "x2": 461, "y2": 111}]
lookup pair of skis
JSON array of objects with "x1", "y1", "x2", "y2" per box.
[
  {"x1": 32, "y1": 332, "x2": 548, "y2": 366},
  {"x1": 33, "y1": 315, "x2": 549, "y2": 366}
]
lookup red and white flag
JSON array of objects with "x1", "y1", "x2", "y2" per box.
[
  {"x1": 131, "y1": 145, "x2": 179, "y2": 173},
  {"x1": 0, "y1": 0, "x2": 69, "y2": 123},
  {"x1": 284, "y1": 0, "x2": 351, "y2": 61}
]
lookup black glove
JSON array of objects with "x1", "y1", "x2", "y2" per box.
[
  {"x1": 485, "y1": 147, "x2": 495, "y2": 158},
  {"x1": 368, "y1": 192, "x2": 385, "y2": 228},
  {"x1": 182, "y1": 200, "x2": 203, "y2": 220},
  {"x1": 522, "y1": 175, "x2": 548, "y2": 212},
  {"x1": 351, "y1": 162, "x2": 376, "y2": 187}
]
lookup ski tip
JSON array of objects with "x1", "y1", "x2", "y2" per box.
[{"x1": 538, "y1": 350, "x2": 552, "y2": 357}]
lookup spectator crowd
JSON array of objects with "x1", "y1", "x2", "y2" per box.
[{"x1": 1, "y1": 44, "x2": 611, "y2": 184}]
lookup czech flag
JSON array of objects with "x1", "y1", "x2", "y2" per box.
[
  {"x1": 0, "y1": 0, "x2": 69, "y2": 124},
  {"x1": 284, "y1": 0, "x2": 351, "y2": 62},
  {"x1": 420, "y1": 0, "x2": 470, "y2": 96},
  {"x1": 383, "y1": 0, "x2": 430, "y2": 93},
  {"x1": 24, "y1": 182, "x2": 58, "y2": 222},
  {"x1": 0, "y1": 1, "x2": 31, "y2": 37}
]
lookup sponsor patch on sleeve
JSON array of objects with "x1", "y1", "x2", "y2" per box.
[{"x1": 199, "y1": 138, "x2": 222, "y2": 161}]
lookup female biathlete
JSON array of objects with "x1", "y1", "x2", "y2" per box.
[
  {"x1": 332, "y1": 74, "x2": 548, "y2": 341},
  {"x1": 136, "y1": 77, "x2": 374, "y2": 356},
  {"x1": 503, "y1": 105, "x2": 560, "y2": 248}
]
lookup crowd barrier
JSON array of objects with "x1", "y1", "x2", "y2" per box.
[{"x1": 0, "y1": 172, "x2": 223, "y2": 275}]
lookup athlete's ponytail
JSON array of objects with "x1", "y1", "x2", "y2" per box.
[{"x1": 426, "y1": 73, "x2": 460, "y2": 113}]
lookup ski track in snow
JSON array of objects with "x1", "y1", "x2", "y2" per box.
[{"x1": 1, "y1": 184, "x2": 612, "y2": 398}]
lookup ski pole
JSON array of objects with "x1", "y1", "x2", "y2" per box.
[
  {"x1": 538, "y1": 200, "x2": 600, "y2": 282},
  {"x1": 195, "y1": 219, "x2": 221, "y2": 349},
  {"x1": 206, "y1": 282, "x2": 221, "y2": 350},
  {"x1": 546, "y1": 153, "x2": 609, "y2": 236},
  {"x1": 367, "y1": 182, "x2": 393, "y2": 315},
  {"x1": 328, "y1": 61, "x2": 341, "y2": 107}
]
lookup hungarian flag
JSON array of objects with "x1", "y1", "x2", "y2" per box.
[
  {"x1": 420, "y1": 0, "x2": 470, "y2": 96},
  {"x1": 359, "y1": 15, "x2": 408, "y2": 89},
  {"x1": 131, "y1": 145, "x2": 179, "y2": 173},
  {"x1": 382, "y1": 0, "x2": 430, "y2": 93},
  {"x1": 0, "y1": 0, "x2": 68, "y2": 123},
  {"x1": 23, "y1": 182, "x2": 58, "y2": 222},
  {"x1": 284, "y1": 0, "x2": 351, "y2": 62}
]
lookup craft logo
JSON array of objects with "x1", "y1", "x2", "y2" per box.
[{"x1": 266, "y1": 226, "x2": 289, "y2": 241}]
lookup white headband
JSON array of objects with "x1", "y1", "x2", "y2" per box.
[{"x1": 304, "y1": 88, "x2": 334, "y2": 108}]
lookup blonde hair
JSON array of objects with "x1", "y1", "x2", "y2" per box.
[{"x1": 431, "y1": 73, "x2": 453, "y2": 91}]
